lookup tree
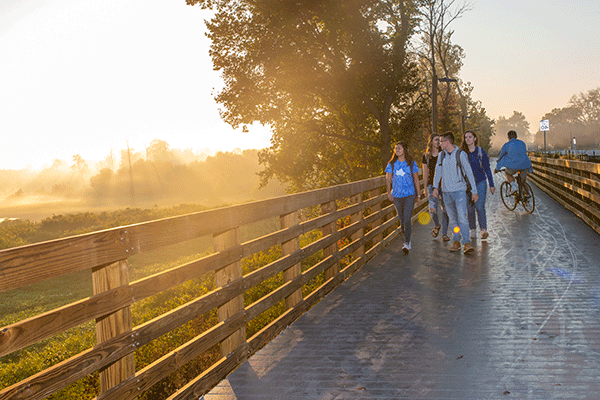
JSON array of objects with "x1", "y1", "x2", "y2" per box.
[
  {"x1": 71, "y1": 154, "x2": 89, "y2": 174},
  {"x1": 118, "y1": 148, "x2": 143, "y2": 171},
  {"x1": 416, "y1": 0, "x2": 470, "y2": 135},
  {"x1": 531, "y1": 88, "x2": 600, "y2": 151},
  {"x1": 491, "y1": 111, "x2": 530, "y2": 152},
  {"x1": 146, "y1": 139, "x2": 173, "y2": 163},
  {"x1": 187, "y1": 0, "x2": 428, "y2": 190},
  {"x1": 460, "y1": 82, "x2": 494, "y2": 150},
  {"x1": 570, "y1": 87, "x2": 600, "y2": 125}
]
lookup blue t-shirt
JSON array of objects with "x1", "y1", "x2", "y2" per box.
[{"x1": 385, "y1": 160, "x2": 419, "y2": 198}]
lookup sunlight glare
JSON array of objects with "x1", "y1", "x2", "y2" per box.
[{"x1": 418, "y1": 212, "x2": 431, "y2": 225}]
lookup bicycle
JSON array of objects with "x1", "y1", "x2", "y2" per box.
[{"x1": 495, "y1": 168, "x2": 535, "y2": 213}]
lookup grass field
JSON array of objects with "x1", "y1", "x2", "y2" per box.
[{"x1": 0, "y1": 203, "x2": 328, "y2": 399}]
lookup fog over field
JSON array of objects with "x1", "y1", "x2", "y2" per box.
[{"x1": 0, "y1": 142, "x2": 285, "y2": 222}]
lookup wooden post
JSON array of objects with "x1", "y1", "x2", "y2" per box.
[
  {"x1": 320, "y1": 200, "x2": 338, "y2": 281},
  {"x1": 350, "y1": 193, "x2": 365, "y2": 262},
  {"x1": 369, "y1": 188, "x2": 383, "y2": 245},
  {"x1": 280, "y1": 212, "x2": 302, "y2": 309},
  {"x1": 92, "y1": 260, "x2": 135, "y2": 394},
  {"x1": 214, "y1": 227, "x2": 245, "y2": 357}
]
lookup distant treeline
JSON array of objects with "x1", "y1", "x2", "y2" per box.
[
  {"x1": 88, "y1": 148, "x2": 284, "y2": 202},
  {"x1": 0, "y1": 146, "x2": 285, "y2": 204}
]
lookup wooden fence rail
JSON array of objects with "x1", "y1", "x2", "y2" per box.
[
  {"x1": 529, "y1": 156, "x2": 600, "y2": 235},
  {"x1": 1, "y1": 175, "x2": 426, "y2": 400}
]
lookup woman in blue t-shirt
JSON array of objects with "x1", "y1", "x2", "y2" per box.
[
  {"x1": 385, "y1": 141, "x2": 421, "y2": 254},
  {"x1": 460, "y1": 130, "x2": 495, "y2": 240}
]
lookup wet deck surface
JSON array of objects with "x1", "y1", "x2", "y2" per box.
[{"x1": 204, "y1": 179, "x2": 600, "y2": 399}]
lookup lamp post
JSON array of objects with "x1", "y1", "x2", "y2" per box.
[
  {"x1": 431, "y1": 72, "x2": 438, "y2": 135},
  {"x1": 438, "y1": 77, "x2": 467, "y2": 135}
]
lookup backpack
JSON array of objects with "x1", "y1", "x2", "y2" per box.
[
  {"x1": 439, "y1": 148, "x2": 473, "y2": 201},
  {"x1": 475, "y1": 146, "x2": 484, "y2": 170}
]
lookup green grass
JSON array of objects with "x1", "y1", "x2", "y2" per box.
[{"x1": 1, "y1": 205, "x2": 352, "y2": 399}]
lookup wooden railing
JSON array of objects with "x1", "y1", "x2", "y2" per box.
[
  {"x1": 0, "y1": 176, "x2": 426, "y2": 400},
  {"x1": 529, "y1": 156, "x2": 600, "y2": 234}
]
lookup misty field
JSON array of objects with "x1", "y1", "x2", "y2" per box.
[{"x1": 0, "y1": 147, "x2": 286, "y2": 223}]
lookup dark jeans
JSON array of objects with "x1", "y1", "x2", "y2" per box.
[
  {"x1": 393, "y1": 195, "x2": 415, "y2": 243},
  {"x1": 468, "y1": 180, "x2": 488, "y2": 231}
]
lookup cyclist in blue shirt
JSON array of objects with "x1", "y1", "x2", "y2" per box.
[
  {"x1": 386, "y1": 141, "x2": 421, "y2": 254},
  {"x1": 494, "y1": 130, "x2": 533, "y2": 194}
]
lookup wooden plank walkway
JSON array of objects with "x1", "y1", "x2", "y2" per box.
[{"x1": 203, "y1": 179, "x2": 600, "y2": 399}]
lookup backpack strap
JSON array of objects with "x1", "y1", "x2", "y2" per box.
[{"x1": 455, "y1": 149, "x2": 472, "y2": 192}]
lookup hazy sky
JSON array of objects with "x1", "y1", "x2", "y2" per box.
[
  {"x1": 452, "y1": 0, "x2": 600, "y2": 131},
  {"x1": 1, "y1": 0, "x2": 599, "y2": 170}
]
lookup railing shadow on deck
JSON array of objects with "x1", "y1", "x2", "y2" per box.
[{"x1": 0, "y1": 175, "x2": 427, "y2": 400}]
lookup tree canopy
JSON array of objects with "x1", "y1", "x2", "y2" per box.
[
  {"x1": 187, "y1": 0, "x2": 490, "y2": 190},
  {"x1": 490, "y1": 111, "x2": 530, "y2": 152},
  {"x1": 188, "y1": 0, "x2": 434, "y2": 190}
]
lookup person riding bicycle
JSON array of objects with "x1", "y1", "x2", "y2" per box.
[{"x1": 494, "y1": 130, "x2": 533, "y2": 195}]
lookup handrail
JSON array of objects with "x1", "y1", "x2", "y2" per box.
[
  {"x1": 529, "y1": 156, "x2": 600, "y2": 235},
  {"x1": 1, "y1": 175, "x2": 427, "y2": 400}
]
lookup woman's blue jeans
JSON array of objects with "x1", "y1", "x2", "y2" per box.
[
  {"x1": 428, "y1": 185, "x2": 448, "y2": 234},
  {"x1": 393, "y1": 195, "x2": 415, "y2": 243},
  {"x1": 468, "y1": 180, "x2": 488, "y2": 231}
]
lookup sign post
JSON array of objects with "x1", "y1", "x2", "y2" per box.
[{"x1": 540, "y1": 119, "x2": 550, "y2": 155}]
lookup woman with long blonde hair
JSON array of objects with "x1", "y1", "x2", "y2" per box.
[{"x1": 423, "y1": 134, "x2": 449, "y2": 241}]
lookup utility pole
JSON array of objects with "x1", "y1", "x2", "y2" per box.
[
  {"x1": 127, "y1": 141, "x2": 135, "y2": 199},
  {"x1": 438, "y1": 77, "x2": 462, "y2": 134},
  {"x1": 430, "y1": 18, "x2": 437, "y2": 136}
]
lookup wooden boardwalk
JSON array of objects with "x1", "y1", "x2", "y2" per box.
[{"x1": 203, "y1": 181, "x2": 600, "y2": 399}]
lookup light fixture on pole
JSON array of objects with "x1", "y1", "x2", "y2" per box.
[
  {"x1": 438, "y1": 77, "x2": 467, "y2": 135},
  {"x1": 438, "y1": 77, "x2": 457, "y2": 83}
]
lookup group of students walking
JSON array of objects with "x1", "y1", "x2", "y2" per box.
[{"x1": 385, "y1": 130, "x2": 495, "y2": 255}]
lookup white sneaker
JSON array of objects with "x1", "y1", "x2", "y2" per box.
[
  {"x1": 509, "y1": 183, "x2": 518, "y2": 195},
  {"x1": 402, "y1": 242, "x2": 411, "y2": 254},
  {"x1": 470, "y1": 229, "x2": 477, "y2": 239}
]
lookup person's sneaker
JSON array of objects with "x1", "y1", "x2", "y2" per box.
[
  {"x1": 481, "y1": 231, "x2": 489, "y2": 240},
  {"x1": 449, "y1": 241, "x2": 461, "y2": 252},
  {"x1": 442, "y1": 234, "x2": 450, "y2": 242},
  {"x1": 463, "y1": 242, "x2": 475, "y2": 255},
  {"x1": 470, "y1": 229, "x2": 477, "y2": 239},
  {"x1": 402, "y1": 242, "x2": 411, "y2": 255}
]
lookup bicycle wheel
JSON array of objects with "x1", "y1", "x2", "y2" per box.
[
  {"x1": 521, "y1": 182, "x2": 535, "y2": 213},
  {"x1": 500, "y1": 181, "x2": 518, "y2": 210}
]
